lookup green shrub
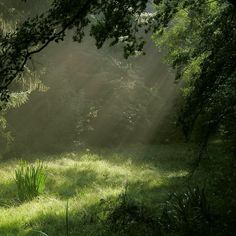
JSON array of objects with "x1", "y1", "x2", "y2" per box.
[
  {"x1": 160, "y1": 186, "x2": 212, "y2": 236},
  {"x1": 15, "y1": 160, "x2": 46, "y2": 201}
]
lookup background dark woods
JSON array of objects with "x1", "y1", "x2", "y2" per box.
[{"x1": 6, "y1": 37, "x2": 179, "y2": 153}]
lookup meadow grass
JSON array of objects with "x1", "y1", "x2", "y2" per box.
[{"x1": 0, "y1": 144, "x2": 218, "y2": 236}]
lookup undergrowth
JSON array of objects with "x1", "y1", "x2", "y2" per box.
[
  {"x1": 15, "y1": 160, "x2": 46, "y2": 201},
  {"x1": 0, "y1": 145, "x2": 235, "y2": 235}
]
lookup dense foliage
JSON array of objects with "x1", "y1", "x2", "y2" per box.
[
  {"x1": 152, "y1": 0, "x2": 236, "y2": 151},
  {"x1": 0, "y1": 2, "x2": 48, "y2": 155},
  {"x1": 0, "y1": 0, "x2": 150, "y2": 99}
]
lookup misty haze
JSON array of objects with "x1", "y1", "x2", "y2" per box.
[{"x1": 0, "y1": 1, "x2": 235, "y2": 235}]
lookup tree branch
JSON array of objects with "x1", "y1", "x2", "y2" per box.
[{"x1": 2, "y1": 0, "x2": 94, "y2": 91}]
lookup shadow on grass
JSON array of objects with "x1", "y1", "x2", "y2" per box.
[
  {"x1": 46, "y1": 165, "x2": 136, "y2": 199},
  {"x1": 0, "y1": 224, "x2": 23, "y2": 236},
  {"x1": 6, "y1": 144, "x2": 196, "y2": 173},
  {"x1": 0, "y1": 181, "x2": 19, "y2": 207},
  {"x1": 46, "y1": 168, "x2": 99, "y2": 198},
  {"x1": 0, "y1": 143, "x2": 231, "y2": 235},
  {"x1": 0, "y1": 144, "x2": 192, "y2": 208},
  {"x1": 19, "y1": 175, "x2": 188, "y2": 236},
  {"x1": 126, "y1": 175, "x2": 189, "y2": 205},
  {"x1": 37, "y1": 145, "x2": 192, "y2": 199},
  {"x1": 86, "y1": 144, "x2": 195, "y2": 173},
  {"x1": 0, "y1": 144, "x2": 193, "y2": 235},
  {"x1": 22, "y1": 204, "x2": 104, "y2": 236}
]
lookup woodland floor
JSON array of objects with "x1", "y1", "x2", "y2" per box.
[{"x1": 0, "y1": 143, "x2": 228, "y2": 235}]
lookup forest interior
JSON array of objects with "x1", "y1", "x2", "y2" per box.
[{"x1": 0, "y1": 0, "x2": 236, "y2": 235}]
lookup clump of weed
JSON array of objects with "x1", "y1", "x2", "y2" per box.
[
  {"x1": 160, "y1": 186, "x2": 212, "y2": 236},
  {"x1": 15, "y1": 160, "x2": 46, "y2": 201}
]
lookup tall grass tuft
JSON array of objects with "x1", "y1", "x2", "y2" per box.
[
  {"x1": 15, "y1": 160, "x2": 46, "y2": 201},
  {"x1": 160, "y1": 186, "x2": 212, "y2": 235}
]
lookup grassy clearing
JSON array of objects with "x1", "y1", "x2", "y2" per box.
[{"x1": 0, "y1": 144, "x2": 217, "y2": 235}]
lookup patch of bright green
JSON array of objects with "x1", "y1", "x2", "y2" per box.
[{"x1": 0, "y1": 144, "x2": 194, "y2": 236}]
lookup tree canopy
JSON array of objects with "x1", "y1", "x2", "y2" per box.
[
  {"x1": 0, "y1": 0, "x2": 235, "y2": 93},
  {"x1": 0, "y1": 0, "x2": 150, "y2": 100},
  {"x1": 152, "y1": 0, "x2": 236, "y2": 148},
  {"x1": 0, "y1": 0, "x2": 235, "y2": 148}
]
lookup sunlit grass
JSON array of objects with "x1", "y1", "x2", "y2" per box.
[{"x1": 0, "y1": 144, "x2": 193, "y2": 235}]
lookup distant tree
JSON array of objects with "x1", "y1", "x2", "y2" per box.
[
  {"x1": 8, "y1": 41, "x2": 168, "y2": 152},
  {"x1": 0, "y1": 0, "x2": 235, "y2": 152}
]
